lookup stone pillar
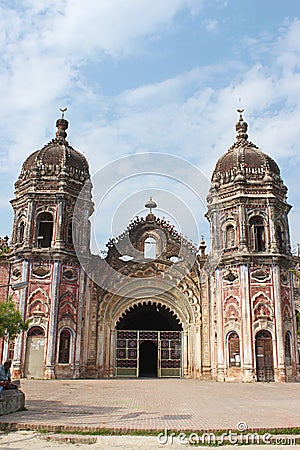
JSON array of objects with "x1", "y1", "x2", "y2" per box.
[
  {"x1": 183, "y1": 330, "x2": 189, "y2": 377},
  {"x1": 238, "y1": 203, "x2": 247, "y2": 251},
  {"x1": 215, "y1": 268, "x2": 225, "y2": 381},
  {"x1": 267, "y1": 202, "x2": 277, "y2": 252},
  {"x1": 108, "y1": 329, "x2": 115, "y2": 377},
  {"x1": 24, "y1": 199, "x2": 34, "y2": 247},
  {"x1": 201, "y1": 274, "x2": 212, "y2": 379},
  {"x1": 55, "y1": 195, "x2": 65, "y2": 247},
  {"x1": 240, "y1": 264, "x2": 255, "y2": 382},
  {"x1": 289, "y1": 272, "x2": 300, "y2": 378},
  {"x1": 74, "y1": 270, "x2": 86, "y2": 379},
  {"x1": 12, "y1": 260, "x2": 29, "y2": 377},
  {"x1": 273, "y1": 265, "x2": 286, "y2": 381},
  {"x1": 45, "y1": 260, "x2": 60, "y2": 379}
]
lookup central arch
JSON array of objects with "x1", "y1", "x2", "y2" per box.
[
  {"x1": 114, "y1": 301, "x2": 183, "y2": 378},
  {"x1": 98, "y1": 283, "x2": 200, "y2": 379}
]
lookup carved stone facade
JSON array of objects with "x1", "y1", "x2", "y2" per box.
[{"x1": 0, "y1": 111, "x2": 299, "y2": 382}]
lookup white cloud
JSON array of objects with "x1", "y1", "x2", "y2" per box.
[
  {"x1": 1, "y1": 2, "x2": 300, "y2": 249},
  {"x1": 204, "y1": 19, "x2": 218, "y2": 33}
]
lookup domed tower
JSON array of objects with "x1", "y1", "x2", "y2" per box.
[
  {"x1": 9, "y1": 111, "x2": 93, "y2": 379},
  {"x1": 11, "y1": 112, "x2": 92, "y2": 254},
  {"x1": 206, "y1": 110, "x2": 299, "y2": 382}
]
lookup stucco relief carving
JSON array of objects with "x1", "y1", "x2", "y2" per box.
[
  {"x1": 252, "y1": 292, "x2": 273, "y2": 321},
  {"x1": 224, "y1": 295, "x2": 240, "y2": 323},
  {"x1": 32, "y1": 266, "x2": 51, "y2": 278},
  {"x1": 27, "y1": 288, "x2": 50, "y2": 319},
  {"x1": 251, "y1": 268, "x2": 271, "y2": 282},
  {"x1": 282, "y1": 295, "x2": 292, "y2": 324},
  {"x1": 223, "y1": 270, "x2": 239, "y2": 283},
  {"x1": 58, "y1": 292, "x2": 77, "y2": 322}
]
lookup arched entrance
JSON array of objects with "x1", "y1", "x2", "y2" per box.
[
  {"x1": 115, "y1": 302, "x2": 183, "y2": 378},
  {"x1": 24, "y1": 326, "x2": 45, "y2": 379},
  {"x1": 139, "y1": 340, "x2": 158, "y2": 377},
  {"x1": 255, "y1": 330, "x2": 274, "y2": 382}
]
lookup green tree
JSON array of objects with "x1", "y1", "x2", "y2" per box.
[{"x1": 0, "y1": 296, "x2": 28, "y2": 339}]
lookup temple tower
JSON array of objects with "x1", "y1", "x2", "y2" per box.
[
  {"x1": 10, "y1": 112, "x2": 93, "y2": 379},
  {"x1": 206, "y1": 110, "x2": 299, "y2": 382}
]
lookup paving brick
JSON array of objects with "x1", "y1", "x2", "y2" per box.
[{"x1": 0, "y1": 379, "x2": 298, "y2": 433}]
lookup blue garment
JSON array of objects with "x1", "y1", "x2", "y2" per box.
[
  {"x1": 0, "y1": 364, "x2": 11, "y2": 381},
  {"x1": 0, "y1": 364, "x2": 11, "y2": 396}
]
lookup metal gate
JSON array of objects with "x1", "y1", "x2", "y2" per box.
[
  {"x1": 115, "y1": 330, "x2": 182, "y2": 377},
  {"x1": 255, "y1": 330, "x2": 274, "y2": 382}
]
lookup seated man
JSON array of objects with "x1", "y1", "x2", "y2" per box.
[{"x1": 0, "y1": 360, "x2": 17, "y2": 400}]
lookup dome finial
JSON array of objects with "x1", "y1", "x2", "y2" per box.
[
  {"x1": 56, "y1": 108, "x2": 68, "y2": 140},
  {"x1": 60, "y1": 107, "x2": 67, "y2": 119},
  {"x1": 235, "y1": 108, "x2": 248, "y2": 141},
  {"x1": 145, "y1": 196, "x2": 157, "y2": 214}
]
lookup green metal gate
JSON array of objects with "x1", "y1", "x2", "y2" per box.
[{"x1": 115, "y1": 330, "x2": 182, "y2": 377}]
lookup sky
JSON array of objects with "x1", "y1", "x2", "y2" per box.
[{"x1": 1, "y1": 0, "x2": 300, "y2": 254}]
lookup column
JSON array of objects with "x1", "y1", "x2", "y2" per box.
[
  {"x1": 24, "y1": 199, "x2": 34, "y2": 247},
  {"x1": 215, "y1": 268, "x2": 225, "y2": 381},
  {"x1": 12, "y1": 260, "x2": 29, "y2": 377},
  {"x1": 240, "y1": 264, "x2": 255, "y2": 382},
  {"x1": 74, "y1": 270, "x2": 86, "y2": 378},
  {"x1": 289, "y1": 272, "x2": 300, "y2": 378},
  {"x1": 55, "y1": 195, "x2": 65, "y2": 247},
  {"x1": 267, "y1": 202, "x2": 277, "y2": 252},
  {"x1": 108, "y1": 329, "x2": 115, "y2": 377},
  {"x1": 183, "y1": 330, "x2": 189, "y2": 377},
  {"x1": 273, "y1": 265, "x2": 286, "y2": 381},
  {"x1": 45, "y1": 260, "x2": 60, "y2": 379},
  {"x1": 238, "y1": 203, "x2": 247, "y2": 251}
]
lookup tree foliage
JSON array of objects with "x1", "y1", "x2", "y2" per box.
[{"x1": 0, "y1": 296, "x2": 28, "y2": 339}]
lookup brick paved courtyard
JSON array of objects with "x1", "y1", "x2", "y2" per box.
[{"x1": 0, "y1": 379, "x2": 299, "y2": 433}]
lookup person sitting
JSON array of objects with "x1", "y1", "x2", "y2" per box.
[{"x1": 0, "y1": 360, "x2": 18, "y2": 400}]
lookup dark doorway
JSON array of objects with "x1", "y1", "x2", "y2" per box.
[
  {"x1": 255, "y1": 330, "x2": 274, "y2": 382},
  {"x1": 139, "y1": 340, "x2": 157, "y2": 377}
]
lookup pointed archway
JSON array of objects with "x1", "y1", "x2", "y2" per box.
[
  {"x1": 116, "y1": 302, "x2": 182, "y2": 331},
  {"x1": 115, "y1": 301, "x2": 183, "y2": 377}
]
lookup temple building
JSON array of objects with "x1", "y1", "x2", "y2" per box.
[{"x1": 0, "y1": 110, "x2": 299, "y2": 382}]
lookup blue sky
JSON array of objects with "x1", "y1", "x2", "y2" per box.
[{"x1": 1, "y1": 0, "x2": 300, "y2": 253}]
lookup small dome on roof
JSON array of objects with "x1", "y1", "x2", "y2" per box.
[
  {"x1": 19, "y1": 113, "x2": 90, "y2": 182},
  {"x1": 212, "y1": 111, "x2": 281, "y2": 186}
]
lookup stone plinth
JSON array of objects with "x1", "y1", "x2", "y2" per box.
[{"x1": 0, "y1": 390, "x2": 25, "y2": 415}]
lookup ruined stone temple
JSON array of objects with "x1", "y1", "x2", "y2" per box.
[{"x1": 0, "y1": 110, "x2": 299, "y2": 382}]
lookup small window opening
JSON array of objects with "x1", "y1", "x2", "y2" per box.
[
  {"x1": 228, "y1": 332, "x2": 241, "y2": 367},
  {"x1": 285, "y1": 331, "x2": 292, "y2": 367},
  {"x1": 28, "y1": 326, "x2": 45, "y2": 337},
  {"x1": 225, "y1": 224, "x2": 235, "y2": 248},
  {"x1": 37, "y1": 212, "x2": 53, "y2": 248},
  {"x1": 276, "y1": 225, "x2": 284, "y2": 249},
  {"x1": 250, "y1": 216, "x2": 265, "y2": 252},
  {"x1": 58, "y1": 329, "x2": 71, "y2": 364},
  {"x1": 67, "y1": 221, "x2": 73, "y2": 245},
  {"x1": 18, "y1": 221, "x2": 25, "y2": 243},
  {"x1": 144, "y1": 237, "x2": 156, "y2": 259}
]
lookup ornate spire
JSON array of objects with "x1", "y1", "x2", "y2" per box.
[
  {"x1": 56, "y1": 108, "x2": 68, "y2": 140},
  {"x1": 199, "y1": 235, "x2": 207, "y2": 257},
  {"x1": 235, "y1": 109, "x2": 248, "y2": 141}
]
